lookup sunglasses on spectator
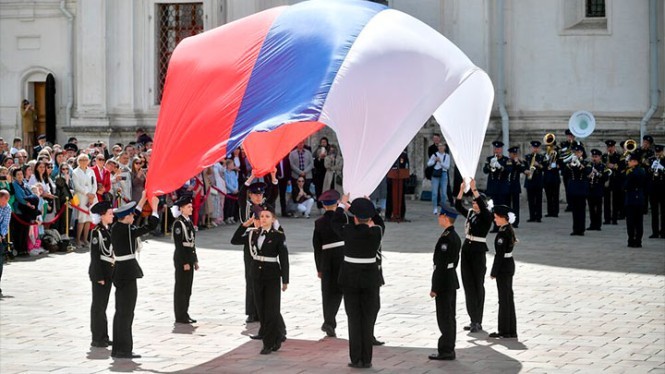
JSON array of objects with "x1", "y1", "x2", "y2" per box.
[{"x1": 297, "y1": 179, "x2": 305, "y2": 183}]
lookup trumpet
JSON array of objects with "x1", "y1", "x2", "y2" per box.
[{"x1": 623, "y1": 139, "x2": 637, "y2": 158}]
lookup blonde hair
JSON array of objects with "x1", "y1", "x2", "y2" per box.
[{"x1": 77, "y1": 154, "x2": 90, "y2": 164}]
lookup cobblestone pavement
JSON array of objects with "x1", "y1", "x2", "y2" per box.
[{"x1": 1, "y1": 200, "x2": 663, "y2": 373}]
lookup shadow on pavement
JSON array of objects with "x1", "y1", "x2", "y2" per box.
[
  {"x1": 172, "y1": 338, "x2": 523, "y2": 374},
  {"x1": 172, "y1": 323, "x2": 198, "y2": 334}
]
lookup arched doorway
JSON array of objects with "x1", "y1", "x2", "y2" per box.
[{"x1": 20, "y1": 67, "x2": 55, "y2": 148}]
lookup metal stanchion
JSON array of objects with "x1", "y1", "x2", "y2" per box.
[
  {"x1": 164, "y1": 204, "x2": 169, "y2": 236},
  {"x1": 65, "y1": 198, "x2": 76, "y2": 251}
]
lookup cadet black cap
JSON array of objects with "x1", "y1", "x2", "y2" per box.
[
  {"x1": 64, "y1": 143, "x2": 78, "y2": 152},
  {"x1": 643, "y1": 135, "x2": 654, "y2": 143},
  {"x1": 565, "y1": 129, "x2": 573, "y2": 136},
  {"x1": 439, "y1": 204, "x2": 458, "y2": 219},
  {"x1": 655, "y1": 144, "x2": 664, "y2": 152},
  {"x1": 319, "y1": 190, "x2": 340, "y2": 206},
  {"x1": 349, "y1": 198, "x2": 376, "y2": 219},
  {"x1": 493, "y1": 204, "x2": 512, "y2": 218},
  {"x1": 174, "y1": 194, "x2": 193, "y2": 207},
  {"x1": 254, "y1": 203, "x2": 275, "y2": 216},
  {"x1": 113, "y1": 201, "x2": 137, "y2": 218},
  {"x1": 248, "y1": 182, "x2": 267, "y2": 194},
  {"x1": 492, "y1": 141, "x2": 504, "y2": 148},
  {"x1": 530, "y1": 141, "x2": 541, "y2": 148},
  {"x1": 590, "y1": 149, "x2": 602, "y2": 156},
  {"x1": 90, "y1": 201, "x2": 112, "y2": 215},
  {"x1": 508, "y1": 146, "x2": 519, "y2": 154},
  {"x1": 604, "y1": 139, "x2": 616, "y2": 147},
  {"x1": 572, "y1": 144, "x2": 584, "y2": 152}
]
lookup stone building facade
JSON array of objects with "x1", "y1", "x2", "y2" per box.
[{"x1": 1, "y1": 0, "x2": 663, "y2": 191}]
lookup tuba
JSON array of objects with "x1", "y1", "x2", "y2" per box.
[
  {"x1": 568, "y1": 111, "x2": 595, "y2": 139},
  {"x1": 623, "y1": 139, "x2": 637, "y2": 158},
  {"x1": 543, "y1": 133, "x2": 557, "y2": 167}
]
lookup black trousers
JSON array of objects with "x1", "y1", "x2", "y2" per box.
[
  {"x1": 506, "y1": 192, "x2": 520, "y2": 226},
  {"x1": 343, "y1": 286, "x2": 380, "y2": 365},
  {"x1": 526, "y1": 187, "x2": 543, "y2": 221},
  {"x1": 10, "y1": 218, "x2": 29, "y2": 255},
  {"x1": 569, "y1": 195, "x2": 586, "y2": 234},
  {"x1": 625, "y1": 205, "x2": 644, "y2": 245},
  {"x1": 112, "y1": 279, "x2": 138, "y2": 356},
  {"x1": 588, "y1": 195, "x2": 603, "y2": 229},
  {"x1": 604, "y1": 186, "x2": 621, "y2": 223},
  {"x1": 435, "y1": 289, "x2": 456, "y2": 354},
  {"x1": 321, "y1": 258, "x2": 344, "y2": 329},
  {"x1": 277, "y1": 178, "x2": 290, "y2": 216},
  {"x1": 496, "y1": 274, "x2": 517, "y2": 336},
  {"x1": 174, "y1": 266, "x2": 194, "y2": 321},
  {"x1": 91, "y1": 280, "x2": 112, "y2": 343},
  {"x1": 650, "y1": 192, "x2": 664, "y2": 236},
  {"x1": 243, "y1": 251, "x2": 257, "y2": 317},
  {"x1": 460, "y1": 246, "x2": 486, "y2": 325},
  {"x1": 224, "y1": 195, "x2": 239, "y2": 221},
  {"x1": 253, "y1": 276, "x2": 283, "y2": 350},
  {"x1": 544, "y1": 183, "x2": 560, "y2": 216},
  {"x1": 563, "y1": 175, "x2": 571, "y2": 208}
]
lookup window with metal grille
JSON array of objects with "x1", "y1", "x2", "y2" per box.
[
  {"x1": 156, "y1": 3, "x2": 204, "y2": 104},
  {"x1": 585, "y1": 0, "x2": 605, "y2": 18}
]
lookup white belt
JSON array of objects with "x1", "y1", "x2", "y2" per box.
[
  {"x1": 322, "y1": 241, "x2": 344, "y2": 250},
  {"x1": 447, "y1": 263, "x2": 454, "y2": 269},
  {"x1": 253, "y1": 255, "x2": 278, "y2": 263},
  {"x1": 504, "y1": 253, "x2": 513, "y2": 258},
  {"x1": 100, "y1": 256, "x2": 114, "y2": 264},
  {"x1": 466, "y1": 235, "x2": 487, "y2": 243},
  {"x1": 183, "y1": 242, "x2": 194, "y2": 248},
  {"x1": 344, "y1": 256, "x2": 376, "y2": 264},
  {"x1": 114, "y1": 254, "x2": 136, "y2": 262}
]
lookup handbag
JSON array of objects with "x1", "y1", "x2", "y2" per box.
[
  {"x1": 335, "y1": 173, "x2": 343, "y2": 186},
  {"x1": 70, "y1": 194, "x2": 80, "y2": 206},
  {"x1": 432, "y1": 168, "x2": 443, "y2": 178},
  {"x1": 425, "y1": 165, "x2": 434, "y2": 180}
]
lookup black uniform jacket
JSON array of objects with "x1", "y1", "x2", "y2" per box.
[
  {"x1": 111, "y1": 215, "x2": 160, "y2": 281},
  {"x1": 431, "y1": 226, "x2": 461, "y2": 293},
  {"x1": 238, "y1": 181, "x2": 279, "y2": 222},
  {"x1": 173, "y1": 216, "x2": 198, "y2": 266},
  {"x1": 89, "y1": 224, "x2": 113, "y2": 282},
  {"x1": 524, "y1": 153, "x2": 545, "y2": 189},
  {"x1": 231, "y1": 225, "x2": 289, "y2": 283},
  {"x1": 490, "y1": 225, "x2": 515, "y2": 278},
  {"x1": 623, "y1": 166, "x2": 646, "y2": 206},
  {"x1": 455, "y1": 196, "x2": 492, "y2": 248},
  {"x1": 567, "y1": 161, "x2": 591, "y2": 197},
  {"x1": 313, "y1": 210, "x2": 344, "y2": 273},
  {"x1": 331, "y1": 207, "x2": 385, "y2": 289}
]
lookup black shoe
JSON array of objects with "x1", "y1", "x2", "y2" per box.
[
  {"x1": 535, "y1": 219, "x2": 542, "y2": 222},
  {"x1": 489, "y1": 332, "x2": 517, "y2": 338},
  {"x1": 463, "y1": 324, "x2": 472, "y2": 331},
  {"x1": 527, "y1": 219, "x2": 535, "y2": 222},
  {"x1": 112, "y1": 352, "x2": 141, "y2": 359},
  {"x1": 429, "y1": 352, "x2": 456, "y2": 360},
  {"x1": 348, "y1": 362, "x2": 366, "y2": 368},
  {"x1": 175, "y1": 319, "x2": 194, "y2": 324},
  {"x1": 260, "y1": 347, "x2": 272, "y2": 355},
  {"x1": 362, "y1": 362, "x2": 372, "y2": 368},
  {"x1": 91, "y1": 341, "x2": 109, "y2": 348},
  {"x1": 469, "y1": 322, "x2": 482, "y2": 333},
  {"x1": 187, "y1": 317, "x2": 197, "y2": 323},
  {"x1": 321, "y1": 324, "x2": 336, "y2": 337},
  {"x1": 272, "y1": 341, "x2": 282, "y2": 352},
  {"x1": 249, "y1": 334, "x2": 263, "y2": 340},
  {"x1": 649, "y1": 234, "x2": 659, "y2": 239},
  {"x1": 246, "y1": 315, "x2": 258, "y2": 323},
  {"x1": 372, "y1": 338, "x2": 385, "y2": 346}
]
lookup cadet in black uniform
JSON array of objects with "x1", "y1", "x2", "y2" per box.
[
  {"x1": 232, "y1": 204, "x2": 289, "y2": 355},
  {"x1": 483, "y1": 141, "x2": 510, "y2": 232},
  {"x1": 524, "y1": 141, "x2": 544, "y2": 222},
  {"x1": 489, "y1": 205, "x2": 517, "y2": 339},
  {"x1": 428, "y1": 205, "x2": 461, "y2": 361},
  {"x1": 172, "y1": 195, "x2": 199, "y2": 324},
  {"x1": 560, "y1": 130, "x2": 584, "y2": 212},
  {"x1": 543, "y1": 140, "x2": 561, "y2": 218},
  {"x1": 647, "y1": 145, "x2": 664, "y2": 238},
  {"x1": 566, "y1": 145, "x2": 591, "y2": 236},
  {"x1": 454, "y1": 179, "x2": 492, "y2": 333},
  {"x1": 238, "y1": 171, "x2": 278, "y2": 323},
  {"x1": 312, "y1": 189, "x2": 344, "y2": 338},
  {"x1": 89, "y1": 201, "x2": 114, "y2": 348},
  {"x1": 624, "y1": 153, "x2": 647, "y2": 247},
  {"x1": 110, "y1": 195, "x2": 160, "y2": 359},
  {"x1": 602, "y1": 140, "x2": 622, "y2": 224},
  {"x1": 641, "y1": 135, "x2": 655, "y2": 215},
  {"x1": 506, "y1": 146, "x2": 525, "y2": 228},
  {"x1": 332, "y1": 195, "x2": 385, "y2": 369},
  {"x1": 587, "y1": 149, "x2": 610, "y2": 231}
]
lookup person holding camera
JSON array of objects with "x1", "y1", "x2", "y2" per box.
[
  {"x1": 428, "y1": 143, "x2": 451, "y2": 215},
  {"x1": 21, "y1": 100, "x2": 37, "y2": 148}
]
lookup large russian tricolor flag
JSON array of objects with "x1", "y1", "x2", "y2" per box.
[{"x1": 147, "y1": 0, "x2": 494, "y2": 198}]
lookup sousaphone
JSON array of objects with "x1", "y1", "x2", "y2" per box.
[{"x1": 568, "y1": 110, "x2": 595, "y2": 138}]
